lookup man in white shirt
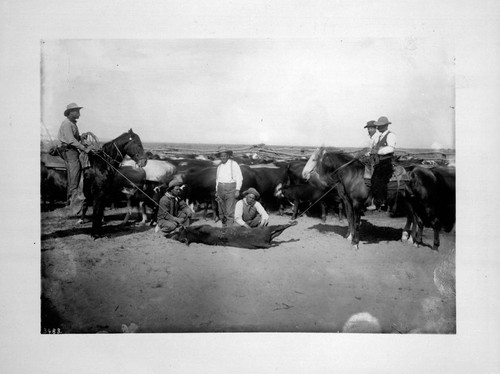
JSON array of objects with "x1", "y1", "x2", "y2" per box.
[
  {"x1": 365, "y1": 120, "x2": 380, "y2": 153},
  {"x1": 234, "y1": 188, "x2": 269, "y2": 228},
  {"x1": 367, "y1": 116, "x2": 397, "y2": 211},
  {"x1": 215, "y1": 146, "x2": 243, "y2": 226}
]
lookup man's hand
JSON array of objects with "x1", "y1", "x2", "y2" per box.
[
  {"x1": 235, "y1": 190, "x2": 240, "y2": 198},
  {"x1": 259, "y1": 217, "x2": 269, "y2": 227}
]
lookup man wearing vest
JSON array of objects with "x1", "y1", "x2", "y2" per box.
[
  {"x1": 366, "y1": 116, "x2": 397, "y2": 211},
  {"x1": 215, "y1": 146, "x2": 243, "y2": 226},
  {"x1": 234, "y1": 188, "x2": 270, "y2": 228}
]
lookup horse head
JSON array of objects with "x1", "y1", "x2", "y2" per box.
[
  {"x1": 119, "y1": 129, "x2": 148, "y2": 167},
  {"x1": 302, "y1": 148, "x2": 329, "y2": 188}
]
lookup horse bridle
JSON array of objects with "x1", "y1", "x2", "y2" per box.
[{"x1": 120, "y1": 136, "x2": 146, "y2": 164}]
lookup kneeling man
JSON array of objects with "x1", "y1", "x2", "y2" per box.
[
  {"x1": 234, "y1": 188, "x2": 269, "y2": 228},
  {"x1": 157, "y1": 180, "x2": 193, "y2": 237}
]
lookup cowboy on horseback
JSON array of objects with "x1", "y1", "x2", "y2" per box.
[
  {"x1": 366, "y1": 116, "x2": 397, "y2": 211},
  {"x1": 57, "y1": 103, "x2": 97, "y2": 215}
]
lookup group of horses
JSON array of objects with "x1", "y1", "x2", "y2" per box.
[
  {"x1": 55, "y1": 129, "x2": 456, "y2": 251},
  {"x1": 302, "y1": 148, "x2": 455, "y2": 250}
]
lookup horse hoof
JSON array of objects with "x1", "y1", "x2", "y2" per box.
[
  {"x1": 352, "y1": 244, "x2": 359, "y2": 251},
  {"x1": 401, "y1": 232, "x2": 409, "y2": 241}
]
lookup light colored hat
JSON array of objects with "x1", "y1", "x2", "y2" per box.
[
  {"x1": 215, "y1": 146, "x2": 233, "y2": 156},
  {"x1": 64, "y1": 103, "x2": 83, "y2": 116},
  {"x1": 243, "y1": 188, "x2": 260, "y2": 199},
  {"x1": 374, "y1": 116, "x2": 391, "y2": 127},
  {"x1": 168, "y1": 179, "x2": 183, "y2": 190},
  {"x1": 364, "y1": 120, "x2": 376, "y2": 128}
]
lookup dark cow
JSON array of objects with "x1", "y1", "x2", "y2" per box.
[
  {"x1": 41, "y1": 162, "x2": 67, "y2": 208},
  {"x1": 405, "y1": 166, "x2": 456, "y2": 251},
  {"x1": 171, "y1": 164, "x2": 259, "y2": 221},
  {"x1": 176, "y1": 221, "x2": 297, "y2": 249},
  {"x1": 246, "y1": 164, "x2": 289, "y2": 211},
  {"x1": 274, "y1": 160, "x2": 344, "y2": 222},
  {"x1": 276, "y1": 181, "x2": 341, "y2": 222}
]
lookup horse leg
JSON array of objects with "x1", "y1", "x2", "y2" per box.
[
  {"x1": 341, "y1": 195, "x2": 354, "y2": 242},
  {"x1": 351, "y1": 203, "x2": 363, "y2": 250},
  {"x1": 211, "y1": 198, "x2": 220, "y2": 222},
  {"x1": 91, "y1": 195, "x2": 105, "y2": 238},
  {"x1": 138, "y1": 201, "x2": 148, "y2": 225},
  {"x1": 78, "y1": 200, "x2": 88, "y2": 225},
  {"x1": 291, "y1": 198, "x2": 299, "y2": 220},
  {"x1": 432, "y1": 219, "x2": 441, "y2": 252},
  {"x1": 320, "y1": 201, "x2": 327, "y2": 223},
  {"x1": 122, "y1": 197, "x2": 133, "y2": 225},
  {"x1": 401, "y1": 197, "x2": 413, "y2": 242},
  {"x1": 337, "y1": 200, "x2": 344, "y2": 222}
]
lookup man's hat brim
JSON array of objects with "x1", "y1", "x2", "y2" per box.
[
  {"x1": 64, "y1": 107, "x2": 83, "y2": 116},
  {"x1": 242, "y1": 188, "x2": 260, "y2": 199}
]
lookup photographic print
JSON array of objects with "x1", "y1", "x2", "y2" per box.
[{"x1": 40, "y1": 38, "x2": 456, "y2": 334}]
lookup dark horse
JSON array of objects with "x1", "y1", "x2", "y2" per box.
[
  {"x1": 82, "y1": 129, "x2": 147, "y2": 238},
  {"x1": 303, "y1": 148, "x2": 413, "y2": 249}
]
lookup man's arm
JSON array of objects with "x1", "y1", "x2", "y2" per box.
[
  {"x1": 234, "y1": 200, "x2": 247, "y2": 227},
  {"x1": 60, "y1": 122, "x2": 87, "y2": 152},
  {"x1": 254, "y1": 202, "x2": 269, "y2": 226},
  {"x1": 233, "y1": 162, "x2": 243, "y2": 195},
  {"x1": 377, "y1": 133, "x2": 396, "y2": 155}
]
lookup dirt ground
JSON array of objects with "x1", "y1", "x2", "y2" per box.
[{"x1": 41, "y1": 205, "x2": 456, "y2": 334}]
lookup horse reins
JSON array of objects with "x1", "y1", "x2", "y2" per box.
[
  {"x1": 295, "y1": 154, "x2": 358, "y2": 219},
  {"x1": 91, "y1": 148, "x2": 162, "y2": 210}
]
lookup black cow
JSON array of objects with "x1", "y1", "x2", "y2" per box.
[
  {"x1": 41, "y1": 162, "x2": 67, "y2": 208},
  {"x1": 405, "y1": 166, "x2": 455, "y2": 251},
  {"x1": 246, "y1": 164, "x2": 288, "y2": 211},
  {"x1": 176, "y1": 221, "x2": 297, "y2": 249},
  {"x1": 274, "y1": 161, "x2": 344, "y2": 222},
  {"x1": 171, "y1": 164, "x2": 259, "y2": 221}
]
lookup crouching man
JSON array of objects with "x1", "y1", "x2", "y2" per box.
[
  {"x1": 234, "y1": 188, "x2": 269, "y2": 228},
  {"x1": 157, "y1": 180, "x2": 193, "y2": 238}
]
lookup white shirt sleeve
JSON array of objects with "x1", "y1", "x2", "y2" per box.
[
  {"x1": 254, "y1": 202, "x2": 269, "y2": 220},
  {"x1": 234, "y1": 200, "x2": 245, "y2": 226},
  {"x1": 233, "y1": 162, "x2": 243, "y2": 190},
  {"x1": 378, "y1": 132, "x2": 396, "y2": 155},
  {"x1": 215, "y1": 165, "x2": 220, "y2": 190}
]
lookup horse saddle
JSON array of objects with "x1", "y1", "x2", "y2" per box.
[{"x1": 363, "y1": 164, "x2": 409, "y2": 182}]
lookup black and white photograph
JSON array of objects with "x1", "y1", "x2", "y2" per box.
[
  {"x1": 40, "y1": 37, "x2": 456, "y2": 334},
  {"x1": 2, "y1": 0, "x2": 500, "y2": 373}
]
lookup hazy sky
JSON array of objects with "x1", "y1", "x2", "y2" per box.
[{"x1": 41, "y1": 38, "x2": 455, "y2": 149}]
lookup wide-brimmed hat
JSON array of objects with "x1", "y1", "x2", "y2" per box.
[
  {"x1": 364, "y1": 120, "x2": 376, "y2": 128},
  {"x1": 168, "y1": 179, "x2": 183, "y2": 190},
  {"x1": 243, "y1": 188, "x2": 260, "y2": 199},
  {"x1": 64, "y1": 103, "x2": 83, "y2": 116},
  {"x1": 374, "y1": 116, "x2": 391, "y2": 127},
  {"x1": 215, "y1": 146, "x2": 233, "y2": 157}
]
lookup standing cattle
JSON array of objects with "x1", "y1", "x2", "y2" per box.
[
  {"x1": 118, "y1": 158, "x2": 177, "y2": 224},
  {"x1": 274, "y1": 160, "x2": 344, "y2": 222},
  {"x1": 41, "y1": 162, "x2": 67, "y2": 208},
  {"x1": 405, "y1": 166, "x2": 455, "y2": 251},
  {"x1": 171, "y1": 164, "x2": 259, "y2": 221}
]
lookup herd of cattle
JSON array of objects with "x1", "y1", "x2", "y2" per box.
[{"x1": 41, "y1": 150, "x2": 455, "y2": 251}]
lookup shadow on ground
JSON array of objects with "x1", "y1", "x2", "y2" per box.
[
  {"x1": 309, "y1": 219, "x2": 403, "y2": 244},
  {"x1": 41, "y1": 222, "x2": 153, "y2": 242}
]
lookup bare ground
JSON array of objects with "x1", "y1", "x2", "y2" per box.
[{"x1": 41, "y1": 206, "x2": 455, "y2": 334}]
